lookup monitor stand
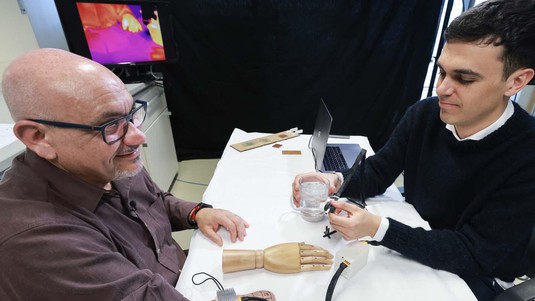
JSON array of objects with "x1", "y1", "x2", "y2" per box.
[
  {"x1": 111, "y1": 66, "x2": 160, "y2": 84},
  {"x1": 121, "y1": 74, "x2": 157, "y2": 84}
]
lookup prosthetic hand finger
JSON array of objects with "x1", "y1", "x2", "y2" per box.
[
  {"x1": 301, "y1": 256, "x2": 334, "y2": 265},
  {"x1": 300, "y1": 249, "x2": 334, "y2": 258},
  {"x1": 299, "y1": 242, "x2": 324, "y2": 250},
  {"x1": 300, "y1": 263, "x2": 333, "y2": 271}
]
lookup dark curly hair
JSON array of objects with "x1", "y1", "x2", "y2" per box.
[{"x1": 444, "y1": 0, "x2": 535, "y2": 80}]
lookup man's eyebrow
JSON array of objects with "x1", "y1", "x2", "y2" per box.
[
  {"x1": 85, "y1": 100, "x2": 137, "y2": 125},
  {"x1": 91, "y1": 109, "x2": 131, "y2": 125},
  {"x1": 97, "y1": 102, "x2": 136, "y2": 121},
  {"x1": 437, "y1": 63, "x2": 483, "y2": 78}
]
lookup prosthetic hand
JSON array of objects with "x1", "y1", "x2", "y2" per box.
[{"x1": 222, "y1": 242, "x2": 333, "y2": 274}]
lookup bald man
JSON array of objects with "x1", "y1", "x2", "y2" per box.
[{"x1": 0, "y1": 48, "x2": 249, "y2": 300}]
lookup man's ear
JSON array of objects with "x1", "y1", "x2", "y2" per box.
[
  {"x1": 13, "y1": 121, "x2": 57, "y2": 160},
  {"x1": 504, "y1": 68, "x2": 535, "y2": 97}
]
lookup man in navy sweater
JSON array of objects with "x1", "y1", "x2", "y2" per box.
[{"x1": 292, "y1": 0, "x2": 535, "y2": 300}]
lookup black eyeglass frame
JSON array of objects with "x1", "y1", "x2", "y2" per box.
[{"x1": 29, "y1": 100, "x2": 147, "y2": 145}]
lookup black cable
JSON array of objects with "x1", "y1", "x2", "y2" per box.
[
  {"x1": 191, "y1": 272, "x2": 269, "y2": 301},
  {"x1": 358, "y1": 154, "x2": 366, "y2": 205},
  {"x1": 325, "y1": 261, "x2": 350, "y2": 301},
  {"x1": 191, "y1": 271, "x2": 224, "y2": 291}
]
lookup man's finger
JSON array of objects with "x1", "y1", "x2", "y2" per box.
[
  {"x1": 331, "y1": 199, "x2": 363, "y2": 214},
  {"x1": 222, "y1": 218, "x2": 238, "y2": 243},
  {"x1": 233, "y1": 214, "x2": 249, "y2": 241},
  {"x1": 201, "y1": 226, "x2": 223, "y2": 246}
]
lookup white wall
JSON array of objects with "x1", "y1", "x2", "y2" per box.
[{"x1": 0, "y1": 0, "x2": 39, "y2": 123}]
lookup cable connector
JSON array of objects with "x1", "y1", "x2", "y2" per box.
[
  {"x1": 335, "y1": 241, "x2": 369, "y2": 279},
  {"x1": 216, "y1": 288, "x2": 272, "y2": 301},
  {"x1": 325, "y1": 242, "x2": 369, "y2": 301},
  {"x1": 216, "y1": 288, "x2": 237, "y2": 301}
]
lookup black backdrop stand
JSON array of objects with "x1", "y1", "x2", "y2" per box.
[{"x1": 163, "y1": 0, "x2": 443, "y2": 160}]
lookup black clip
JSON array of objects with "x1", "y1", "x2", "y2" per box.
[{"x1": 323, "y1": 226, "x2": 337, "y2": 239}]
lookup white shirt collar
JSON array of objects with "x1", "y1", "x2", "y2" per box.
[{"x1": 445, "y1": 100, "x2": 515, "y2": 141}]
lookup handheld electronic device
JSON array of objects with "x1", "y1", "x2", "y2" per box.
[{"x1": 324, "y1": 148, "x2": 367, "y2": 213}]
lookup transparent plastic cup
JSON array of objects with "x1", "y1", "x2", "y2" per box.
[{"x1": 291, "y1": 174, "x2": 330, "y2": 222}]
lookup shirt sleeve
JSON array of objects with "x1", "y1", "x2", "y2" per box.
[
  {"x1": 0, "y1": 222, "x2": 191, "y2": 301},
  {"x1": 370, "y1": 217, "x2": 389, "y2": 242},
  {"x1": 162, "y1": 191, "x2": 197, "y2": 231},
  {"x1": 138, "y1": 169, "x2": 197, "y2": 231}
]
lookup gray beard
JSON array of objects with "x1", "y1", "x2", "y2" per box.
[{"x1": 114, "y1": 163, "x2": 144, "y2": 180}]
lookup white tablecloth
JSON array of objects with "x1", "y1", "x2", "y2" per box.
[{"x1": 175, "y1": 128, "x2": 476, "y2": 301}]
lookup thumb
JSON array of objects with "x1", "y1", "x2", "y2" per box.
[
  {"x1": 200, "y1": 225, "x2": 223, "y2": 247},
  {"x1": 328, "y1": 183, "x2": 338, "y2": 195}
]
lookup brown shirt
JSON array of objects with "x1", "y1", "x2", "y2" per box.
[{"x1": 0, "y1": 150, "x2": 196, "y2": 300}]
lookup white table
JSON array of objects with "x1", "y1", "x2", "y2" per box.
[{"x1": 176, "y1": 128, "x2": 476, "y2": 301}]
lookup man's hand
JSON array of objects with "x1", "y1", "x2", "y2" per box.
[
  {"x1": 292, "y1": 172, "x2": 340, "y2": 208},
  {"x1": 194, "y1": 208, "x2": 249, "y2": 246},
  {"x1": 328, "y1": 200, "x2": 381, "y2": 240}
]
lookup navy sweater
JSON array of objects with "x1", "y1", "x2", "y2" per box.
[{"x1": 344, "y1": 97, "x2": 535, "y2": 281}]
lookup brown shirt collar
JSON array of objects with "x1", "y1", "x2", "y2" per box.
[{"x1": 21, "y1": 150, "x2": 108, "y2": 212}]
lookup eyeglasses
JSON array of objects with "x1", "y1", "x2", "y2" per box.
[{"x1": 30, "y1": 100, "x2": 147, "y2": 145}]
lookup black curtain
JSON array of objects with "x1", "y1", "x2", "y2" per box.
[{"x1": 162, "y1": 0, "x2": 444, "y2": 160}]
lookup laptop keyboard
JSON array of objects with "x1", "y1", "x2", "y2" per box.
[{"x1": 323, "y1": 146, "x2": 348, "y2": 171}]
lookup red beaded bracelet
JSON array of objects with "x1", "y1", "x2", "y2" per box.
[{"x1": 189, "y1": 202, "x2": 213, "y2": 228}]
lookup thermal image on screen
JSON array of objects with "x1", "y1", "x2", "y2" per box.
[{"x1": 76, "y1": 2, "x2": 166, "y2": 65}]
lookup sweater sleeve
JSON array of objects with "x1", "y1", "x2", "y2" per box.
[{"x1": 380, "y1": 164, "x2": 535, "y2": 280}]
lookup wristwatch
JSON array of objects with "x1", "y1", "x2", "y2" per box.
[{"x1": 188, "y1": 202, "x2": 213, "y2": 228}]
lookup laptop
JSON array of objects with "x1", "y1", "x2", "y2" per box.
[{"x1": 311, "y1": 99, "x2": 362, "y2": 172}]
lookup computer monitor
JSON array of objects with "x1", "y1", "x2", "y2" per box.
[{"x1": 54, "y1": 0, "x2": 177, "y2": 82}]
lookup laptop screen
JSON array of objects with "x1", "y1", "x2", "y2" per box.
[
  {"x1": 310, "y1": 98, "x2": 362, "y2": 172},
  {"x1": 311, "y1": 99, "x2": 333, "y2": 171}
]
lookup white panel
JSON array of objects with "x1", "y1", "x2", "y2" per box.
[
  {"x1": 141, "y1": 110, "x2": 178, "y2": 191},
  {"x1": 24, "y1": 0, "x2": 69, "y2": 50}
]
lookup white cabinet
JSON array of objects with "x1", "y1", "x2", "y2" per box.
[{"x1": 129, "y1": 83, "x2": 178, "y2": 191}]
